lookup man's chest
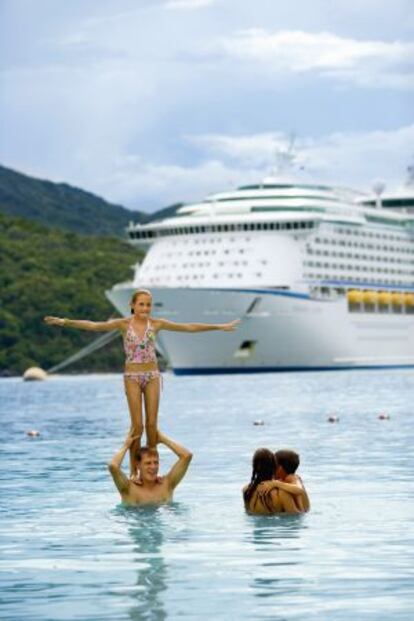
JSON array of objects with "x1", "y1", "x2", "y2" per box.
[{"x1": 126, "y1": 483, "x2": 171, "y2": 504}]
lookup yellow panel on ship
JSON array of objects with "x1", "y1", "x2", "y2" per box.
[
  {"x1": 391, "y1": 292, "x2": 404, "y2": 306},
  {"x1": 363, "y1": 291, "x2": 378, "y2": 305},
  {"x1": 403, "y1": 293, "x2": 414, "y2": 307},
  {"x1": 378, "y1": 292, "x2": 392, "y2": 306},
  {"x1": 347, "y1": 290, "x2": 364, "y2": 304}
]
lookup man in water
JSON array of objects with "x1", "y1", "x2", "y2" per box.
[{"x1": 108, "y1": 430, "x2": 192, "y2": 505}]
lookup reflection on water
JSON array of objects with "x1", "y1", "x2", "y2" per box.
[
  {"x1": 247, "y1": 514, "x2": 306, "y2": 607},
  {"x1": 114, "y1": 506, "x2": 167, "y2": 621},
  {"x1": 248, "y1": 513, "x2": 305, "y2": 547},
  {"x1": 114, "y1": 503, "x2": 190, "y2": 621}
]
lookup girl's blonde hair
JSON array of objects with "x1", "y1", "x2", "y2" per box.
[{"x1": 130, "y1": 289, "x2": 152, "y2": 313}]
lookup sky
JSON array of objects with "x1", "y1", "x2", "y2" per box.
[{"x1": 0, "y1": 0, "x2": 413, "y2": 212}]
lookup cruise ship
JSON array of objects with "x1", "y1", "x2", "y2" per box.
[{"x1": 106, "y1": 170, "x2": 414, "y2": 374}]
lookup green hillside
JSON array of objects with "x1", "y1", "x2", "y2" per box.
[
  {"x1": 0, "y1": 164, "x2": 147, "y2": 236},
  {"x1": 0, "y1": 212, "x2": 141, "y2": 375}
]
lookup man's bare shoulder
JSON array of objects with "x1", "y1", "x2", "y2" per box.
[{"x1": 285, "y1": 474, "x2": 303, "y2": 485}]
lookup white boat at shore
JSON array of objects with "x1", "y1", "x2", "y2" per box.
[{"x1": 106, "y1": 170, "x2": 414, "y2": 374}]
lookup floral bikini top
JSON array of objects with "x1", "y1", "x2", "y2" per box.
[{"x1": 123, "y1": 320, "x2": 157, "y2": 364}]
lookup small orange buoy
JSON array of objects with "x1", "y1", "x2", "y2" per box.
[
  {"x1": 378, "y1": 413, "x2": 390, "y2": 420},
  {"x1": 27, "y1": 430, "x2": 40, "y2": 437},
  {"x1": 327, "y1": 415, "x2": 339, "y2": 423}
]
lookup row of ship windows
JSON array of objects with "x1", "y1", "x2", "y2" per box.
[
  {"x1": 145, "y1": 273, "x2": 263, "y2": 282},
  {"x1": 307, "y1": 249, "x2": 414, "y2": 264},
  {"x1": 332, "y1": 228, "x2": 408, "y2": 242},
  {"x1": 131, "y1": 221, "x2": 314, "y2": 239},
  {"x1": 163, "y1": 248, "x2": 247, "y2": 257},
  {"x1": 170, "y1": 237, "x2": 251, "y2": 245},
  {"x1": 313, "y1": 238, "x2": 413, "y2": 253},
  {"x1": 306, "y1": 275, "x2": 409, "y2": 285},
  {"x1": 145, "y1": 260, "x2": 253, "y2": 270},
  {"x1": 304, "y1": 262, "x2": 414, "y2": 276}
]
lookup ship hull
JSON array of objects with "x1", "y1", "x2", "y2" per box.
[{"x1": 106, "y1": 286, "x2": 414, "y2": 374}]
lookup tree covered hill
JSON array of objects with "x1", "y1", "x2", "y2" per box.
[
  {"x1": 0, "y1": 164, "x2": 148, "y2": 237},
  {"x1": 0, "y1": 212, "x2": 142, "y2": 375}
]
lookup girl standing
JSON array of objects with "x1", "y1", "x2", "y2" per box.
[{"x1": 45, "y1": 288, "x2": 239, "y2": 476}]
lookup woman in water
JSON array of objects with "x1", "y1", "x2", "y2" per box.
[
  {"x1": 243, "y1": 448, "x2": 303, "y2": 514},
  {"x1": 45, "y1": 288, "x2": 239, "y2": 476}
]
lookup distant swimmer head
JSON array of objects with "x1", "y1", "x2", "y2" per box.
[
  {"x1": 327, "y1": 415, "x2": 340, "y2": 423},
  {"x1": 130, "y1": 289, "x2": 153, "y2": 316},
  {"x1": 274, "y1": 449, "x2": 300, "y2": 478},
  {"x1": 136, "y1": 446, "x2": 160, "y2": 482}
]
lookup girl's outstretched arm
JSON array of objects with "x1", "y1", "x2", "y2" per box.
[
  {"x1": 44, "y1": 316, "x2": 127, "y2": 332},
  {"x1": 154, "y1": 318, "x2": 240, "y2": 333}
]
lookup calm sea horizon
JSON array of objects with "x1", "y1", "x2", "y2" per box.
[{"x1": 1, "y1": 369, "x2": 413, "y2": 620}]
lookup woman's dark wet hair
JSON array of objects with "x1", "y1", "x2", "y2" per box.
[{"x1": 243, "y1": 448, "x2": 275, "y2": 510}]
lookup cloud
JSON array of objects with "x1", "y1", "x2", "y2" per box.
[
  {"x1": 217, "y1": 29, "x2": 414, "y2": 89},
  {"x1": 88, "y1": 125, "x2": 414, "y2": 211},
  {"x1": 1, "y1": 3, "x2": 412, "y2": 213},
  {"x1": 96, "y1": 156, "x2": 245, "y2": 210},
  {"x1": 164, "y1": 0, "x2": 216, "y2": 10},
  {"x1": 188, "y1": 125, "x2": 414, "y2": 189},
  {"x1": 188, "y1": 132, "x2": 291, "y2": 168}
]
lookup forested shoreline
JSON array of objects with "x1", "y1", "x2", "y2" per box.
[{"x1": 0, "y1": 212, "x2": 141, "y2": 375}]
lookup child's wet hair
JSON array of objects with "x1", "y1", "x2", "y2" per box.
[{"x1": 130, "y1": 289, "x2": 152, "y2": 314}]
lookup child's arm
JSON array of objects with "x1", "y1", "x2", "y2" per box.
[
  {"x1": 154, "y1": 318, "x2": 240, "y2": 333},
  {"x1": 44, "y1": 316, "x2": 127, "y2": 332}
]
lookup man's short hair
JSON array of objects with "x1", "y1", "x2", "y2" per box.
[
  {"x1": 274, "y1": 449, "x2": 300, "y2": 474},
  {"x1": 136, "y1": 446, "x2": 159, "y2": 462}
]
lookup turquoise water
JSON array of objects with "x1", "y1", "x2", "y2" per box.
[{"x1": 1, "y1": 370, "x2": 413, "y2": 620}]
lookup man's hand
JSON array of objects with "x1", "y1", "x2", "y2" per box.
[
  {"x1": 257, "y1": 481, "x2": 277, "y2": 497},
  {"x1": 221, "y1": 319, "x2": 240, "y2": 331}
]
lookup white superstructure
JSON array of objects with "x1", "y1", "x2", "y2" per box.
[{"x1": 107, "y1": 175, "x2": 414, "y2": 374}]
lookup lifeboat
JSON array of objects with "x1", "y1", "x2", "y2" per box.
[
  {"x1": 347, "y1": 290, "x2": 363, "y2": 304},
  {"x1": 363, "y1": 291, "x2": 378, "y2": 305},
  {"x1": 378, "y1": 291, "x2": 392, "y2": 306},
  {"x1": 391, "y1": 292, "x2": 404, "y2": 307}
]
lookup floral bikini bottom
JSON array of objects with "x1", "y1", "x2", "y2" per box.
[{"x1": 124, "y1": 370, "x2": 162, "y2": 391}]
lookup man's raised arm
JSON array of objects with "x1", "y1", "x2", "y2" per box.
[
  {"x1": 107, "y1": 432, "x2": 137, "y2": 495},
  {"x1": 157, "y1": 430, "x2": 192, "y2": 490}
]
